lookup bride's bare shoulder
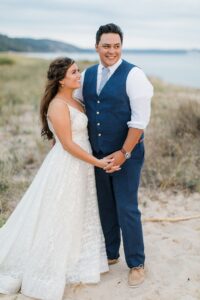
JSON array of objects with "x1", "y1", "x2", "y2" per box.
[{"x1": 48, "y1": 98, "x2": 70, "y2": 117}]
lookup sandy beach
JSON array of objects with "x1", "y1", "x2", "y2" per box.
[{"x1": 0, "y1": 189, "x2": 199, "y2": 300}]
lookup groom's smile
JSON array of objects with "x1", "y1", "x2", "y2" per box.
[{"x1": 95, "y1": 33, "x2": 122, "y2": 67}]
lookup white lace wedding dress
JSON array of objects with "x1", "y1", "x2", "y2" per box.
[{"x1": 0, "y1": 103, "x2": 108, "y2": 300}]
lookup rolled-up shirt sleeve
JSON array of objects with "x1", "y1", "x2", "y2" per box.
[{"x1": 126, "y1": 67, "x2": 153, "y2": 129}]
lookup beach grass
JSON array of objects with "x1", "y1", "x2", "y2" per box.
[{"x1": 0, "y1": 53, "x2": 200, "y2": 223}]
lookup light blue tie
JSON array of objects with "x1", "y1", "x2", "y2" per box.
[{"x1": 98, "y1": 67, "x2": 109, "y2": 95}]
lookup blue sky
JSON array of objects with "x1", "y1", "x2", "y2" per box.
[{"x1": 0, "y1": 0, "x2": 200, "y2": 49}]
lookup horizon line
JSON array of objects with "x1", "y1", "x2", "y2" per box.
[{"x1": 0, "y1": 32, "x2": 199, "y2": 52}]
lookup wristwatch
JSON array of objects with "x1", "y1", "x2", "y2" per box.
[{"x1": 120, "y1": 148, "x2": 131, "y2": 159}]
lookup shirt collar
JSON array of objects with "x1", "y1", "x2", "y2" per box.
[{"x1": 98, "y1": 58, "x2": 122, "y2": 73}]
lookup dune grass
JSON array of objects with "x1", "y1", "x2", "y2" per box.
[
  {"x1": 142, "y1": 78, "x2": 200, "y2": 192},
  {"x1": 0, "y1": 56, "x2": 15, "y2": 65},
  {"x1": 0, "y1": 53, "x2": 200, "y2": 223}
]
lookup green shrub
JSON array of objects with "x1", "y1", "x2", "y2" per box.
[{"x1": 0, "y1": 56, "x2": 15, "y2": 65}]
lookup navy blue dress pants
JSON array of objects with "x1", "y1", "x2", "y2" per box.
[{"x1": 94, "y1": 142, "x2": 145, "y2": 268}]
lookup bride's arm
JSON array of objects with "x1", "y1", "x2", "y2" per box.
[{"x1": 47, "y1": 101, "x2": 110, "y2": 169}]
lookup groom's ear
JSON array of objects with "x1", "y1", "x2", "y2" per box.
[{"x1": 95, "y1": 44, "x2": 99, "y2": 52}]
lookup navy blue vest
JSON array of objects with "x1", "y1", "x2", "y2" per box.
[{"x1": 83, "y1": 60, "x2": 135, "y2": 154}]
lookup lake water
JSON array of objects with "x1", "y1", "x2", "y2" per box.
[{"x1": 24, "y1": 51, "x2": 200, "y2": 89}]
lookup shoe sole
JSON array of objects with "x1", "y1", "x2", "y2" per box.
[
  {"x1": 108, "y1": 259, "x2": 119, "y2": 265},
  {"x1": 128, "y1": 279, "x2": 144, "y2": 288}
]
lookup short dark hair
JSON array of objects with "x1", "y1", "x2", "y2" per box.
[{"x1": 96, "y1": 23, "x2": 123, "y2": 45}]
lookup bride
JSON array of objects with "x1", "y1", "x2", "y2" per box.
[{"x1": 0, "y1": 57, "x2": 120, "y2": 300}]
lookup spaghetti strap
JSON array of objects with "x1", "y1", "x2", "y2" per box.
[{"x1": 53, "y1": 97, "x2": 85, "y2": 115}]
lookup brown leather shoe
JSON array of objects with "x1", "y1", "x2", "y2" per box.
[
  {"x1": 128, "y1": 265, "x2": 145, "y2": 287},
  {"x1": 108, "y1": 258, "x2": 119, "y2": 265}
]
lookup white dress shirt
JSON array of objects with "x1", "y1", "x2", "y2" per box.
[{"x1": 74, "y1": 58, "x2": 153, "y2": 130}]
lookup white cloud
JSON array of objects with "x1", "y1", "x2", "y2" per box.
[{"x1": 0, "y1": 0, "x2": 200, "y2": 49}]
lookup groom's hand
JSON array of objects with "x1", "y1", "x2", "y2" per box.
[{"x1": 104, "y1": 151, "x2": 126, "y2": 173}]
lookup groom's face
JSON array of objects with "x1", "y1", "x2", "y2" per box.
[{"x1": 95, "y1": 33, "x2": 122, "y2": 67}]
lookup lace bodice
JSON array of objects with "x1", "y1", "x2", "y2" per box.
[{"x1": 47, "y1": 103, "x2": 89, "y2": 145}]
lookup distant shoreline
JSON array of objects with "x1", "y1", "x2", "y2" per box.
[
  {"x1": 1, "y1": 52, "x2": 200, "y2": 89},
  {"x1": 1, "y1": 33, "x2": 199, "y2": 55},
  {"x1": 1, "y1": 49, "x2": 200, "y2": 55}
]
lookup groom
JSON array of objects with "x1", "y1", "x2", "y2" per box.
[{"x1": 75, "y1": 23, "x2": 153, "y2": 286}]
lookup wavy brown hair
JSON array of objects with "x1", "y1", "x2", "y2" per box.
[{"x1": 40, "y1": 57, "x2": 75, "y2": 140}]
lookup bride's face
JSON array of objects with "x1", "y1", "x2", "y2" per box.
[{"x1": 60, "y1": 63, "x2": 81, "y2": 89}]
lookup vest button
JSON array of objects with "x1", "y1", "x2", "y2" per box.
[
  {"x1": 98, "y1": 133, "x2": 102, "y2": 137},
  {"x1": 97, "y1": 123, "x2": 100, "y2": 126},
  {"x1": 97, "y1": 100, "x2": 100, "y2": 104},
  {"x1": 96, "y1": 111, "x2": 100, "y2": 114}
]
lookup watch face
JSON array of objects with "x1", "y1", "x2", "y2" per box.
[{"x1": 125, "y1": 152, "x2": 131, "y2": 159}]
